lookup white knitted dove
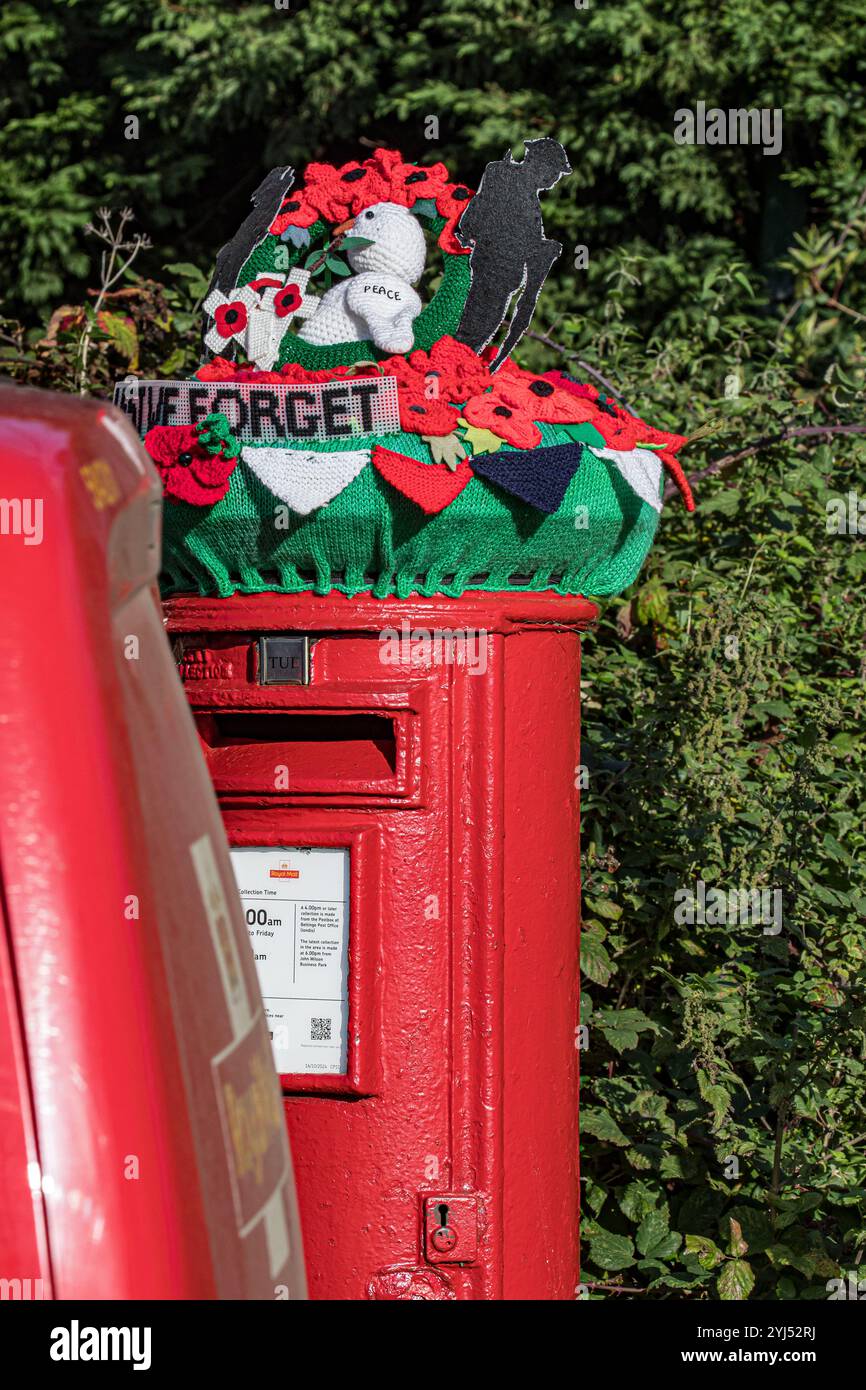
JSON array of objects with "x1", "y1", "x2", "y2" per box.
[{"x1": 299, "y1": 203, "x2": 425, "y2": 353}]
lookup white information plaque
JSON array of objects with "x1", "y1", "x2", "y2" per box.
[{"x1": 230, "y1": 846, "x2": 349, "y2": 1075}]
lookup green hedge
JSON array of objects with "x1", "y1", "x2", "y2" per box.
[{"x1": 2, "y1": 0, "x2": 865, "y2": 1300}]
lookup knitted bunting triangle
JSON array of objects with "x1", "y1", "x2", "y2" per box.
[
  {"x1": 241, "y1": 446, "x2": 369, "y2": 515},
  {"x1": 469, "y1": 442, "x2": 584, "y2": 515},
  {"x1": 589, "y1": 445, "x2": 664, "y2": 513},
  {"x1": 372, "y1": 445, "x2": 473, "y2": 514}
]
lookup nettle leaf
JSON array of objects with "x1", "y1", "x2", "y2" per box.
[
  {"x1": 717, "y1": 1258, "x2": 755, "y2": 1301},
  {"x1": 597, "y1": 1011, "x2": 658, "y2": 1055},
  {"x1": 619, "y1": 1180, "x2": 660, "y2": 1224},
  {"x1": 696, "y1": 1071, "x2": 731, "y2": 1127},
  {"x1": 588, "y1": 1228, "x2": 636, "y2": 1272},
  {"x1": 98, "y1": 310, "x2": 138, "y2": 364},
  {"x1": 584, "y1": 1177, "x2": 608, "y2": 1217},
  {"x1": 637, "y1": 1209, "x2": 673, "y2": 1258},
  {"x1": 585, "y1": 895, "x2": 623, "y2": 920},
  {"x1": 725, "y1": 1206, "x2": 774, "y2": 1254},
  {"x1": 685, "y1": 1235, "x2": 725, "y2": 1270},
  {"x1": 727, "y1": 1217, "x2": 748, "y2": 1257},
  {"x1": 581, "y1": 1107, "x2": 629, "y2": 1146},
  {"x1": 581, "y1": 930, "x2": 614, "y2": 986}
]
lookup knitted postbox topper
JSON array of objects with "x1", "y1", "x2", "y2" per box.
[{"x1": 113, "y1": 143, "x2": 692, "y2": 599}]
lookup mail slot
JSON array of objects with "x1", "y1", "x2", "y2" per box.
[
  {"x1": 195, "y1": 710, "x2": 405, "y2": 793},
  {"x1": 167, "y1": 589, "x2": 595, "y2": 1300}
]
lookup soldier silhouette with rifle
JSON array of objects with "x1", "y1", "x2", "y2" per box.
[{"x1": 455, "y1": 139, "x2": 572, "y2": 372}]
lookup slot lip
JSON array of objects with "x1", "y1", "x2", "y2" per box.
[{"x1": 195, "y1": 706, "x2": 415, "y2": 800}]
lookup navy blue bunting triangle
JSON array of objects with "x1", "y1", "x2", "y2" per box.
[{"x1": 469, "y1": 442, "x2": 584, "y2": 515}]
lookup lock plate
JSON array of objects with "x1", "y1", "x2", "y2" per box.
[
  {"x1": 259, "y1": 635, "x2": 310, "y2": 685},
  {"x1": 422, "y1": 1194, "x2": 479, "y2": 1265}
]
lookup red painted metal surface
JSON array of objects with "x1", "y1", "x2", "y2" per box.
[
  {"x1": 166, "y1": 587, "x2": 595, "y2": 1299},
  {"x1": 0, "y1": 384, "x2": 306, "y2": 1299}
]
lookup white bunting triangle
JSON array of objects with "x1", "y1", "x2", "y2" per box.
[
  {"x1": 241, "y1": 446, "x2": 370, "y2": 515},
  {"x1": 590, "y1": 445, "x2": 664, "y2": 513}
]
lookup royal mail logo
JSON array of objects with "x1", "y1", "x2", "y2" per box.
[{"x1": 270, "y1": 860, "x2": 299, "y2": 880}]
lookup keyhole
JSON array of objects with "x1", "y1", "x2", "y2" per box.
[{"x1": 437, "y1": 1203, "x2": 449, "y2": 1228}]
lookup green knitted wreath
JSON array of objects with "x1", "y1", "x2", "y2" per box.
[
  {"x1": 238, "y1": 215, "x2": 472, "y2": 369},
  {"x1": 129, "y1": 145, "x2": 691, "y2": 601}
]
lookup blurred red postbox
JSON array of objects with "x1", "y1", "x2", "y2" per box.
[
  {"x1": 166, "y1": 588, "x2": 595, "y2": 1300},
  {"x1": 0, "y1": 384, "x2": 306, "y2": 1300}
]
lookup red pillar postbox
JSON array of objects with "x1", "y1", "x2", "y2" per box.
[
  {"x1": 136, "y1": 138, "x2": 689, "y2": 1299},
  {"x1": 165, "y1": 589, "x2": 595, "y2": 1300}
]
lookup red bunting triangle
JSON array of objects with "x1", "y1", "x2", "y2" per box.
[{"x1": 372, "y1": 446, "x2": 473, "y2": 514}]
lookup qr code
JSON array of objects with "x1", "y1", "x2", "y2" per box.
[{"x1": 310, "y1": 1017, "x2": 332, "y2": 1041}]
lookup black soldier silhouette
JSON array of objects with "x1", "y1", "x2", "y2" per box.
[
  {"x1": 201, "y1": 165, "x2": 295, "y2": 362},
  {"x1": 455, "y1": 139, "x2": 572, "y2": 371}
]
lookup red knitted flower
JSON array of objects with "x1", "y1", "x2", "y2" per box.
[
  {"x1": 462, "y1": 392, "x2": 541, "y2": 449},
  {"x1": 368, "y1": 150, "x2": 452, "y2": 207},
  {"x1": 397, "y1": 385, "x2": 460, "y2": 437},
  {"x1": 279, "y1": 363, "x2": 365, "y2": 384},
  {"x1": 269, "y1": 191, "x2": 320, "y2": 235},
  {"x1": 233, "y1": 367, "x2": 284, "y2": 383},
  {"x1": 214, "y1": 300, "x2": 248, "y2": 339},
  {"x1": 274, "y1": 283, "x2": 303, "y2": 317},
  {"x1": 143, "y1": 424, "x2": 237, "y2": 506},
  {"x1": 408, "y1": 336, "x2": 491, "y2": 403},
  {"x1": 491, "y1": 364, "x2": 596, "y2": 425},
  {"x1": 541, "y1": 371, "x2": 599, "y2": 403},
  {"x1": 436, "y1": 185, "x2": 474, "y2": 254},
  {"x1": 302, "y1": 159, "x2": 392, "y2": 221},
  {"x1": 590, "y1": 407, "x2": 645, "y2": 452},
  {"x1": 195, "y1": 355, "x2": 240, "y2": 382},
  {"x1": 376, "y1": 353, "x2": 424, "y2": 388}
]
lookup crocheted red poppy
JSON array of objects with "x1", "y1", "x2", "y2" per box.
[
  {"x1": 436, "y1": 185, "x2": 474, "y2": 254},
  {"x1": 213, "y1": 301, "x2": 248, "y2": 339},
  {"x1": 541, "y1": 370, "x2": 599, "y2": 403},
  {"x1": 397, "y1": 385, "x2": 460, "y2": 437},
  {"x1": 195, "y1": 355, "x2": 239, "y2": 382},
  {"x1": 274, "y1": 283, "x2": 303, "y2": 317},
  {"x1": 376, "y1": 353, "x2": 425, "y2": 389},
  {"x1": 269, "y1": 191, "x2": 320, "y2": 235},
  {"x1": 408, "y1": 336, "x2": 491, "y2": 403},
  {"x1": 279, "y1": 363, "x2": 368, "y2": 384},
  {"x1": 302, "y1": 159, "x2": 391, "y2": 222},
  {"x1": 233, "y1": 368, "x2": 284, "y2": 383},
  {"x1": 491, "y1": 362, "x2": 594, "y2": 425},
  {"x1": 371, "y1": 151, "x2": 452, "y2": 207},
  {"x1": 144, "y1": 424, "x2": 237, "y2": 505},
  {"x1": 462, "y1": 392, "x2": 541, "y2": 449}
]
